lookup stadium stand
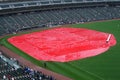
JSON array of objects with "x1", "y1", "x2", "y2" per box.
[
  {"x1": 0, "y1": 6, "x2": 120, "y2": 36},
  {"x1": 0, "y1": 51, "x2": 56, "y2": 80}
]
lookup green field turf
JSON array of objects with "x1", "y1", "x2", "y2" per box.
[{"x1": 0, "y1": 20, "x2": 120, "y2": 80}]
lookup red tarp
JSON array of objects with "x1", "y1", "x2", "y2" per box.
[{"x1": 8, "y1": 27, "x2": 116, "y2": 62}]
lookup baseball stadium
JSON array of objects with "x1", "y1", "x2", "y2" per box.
[{"x1": 0, "y1": 0, "x2": 120, "y2": 80}]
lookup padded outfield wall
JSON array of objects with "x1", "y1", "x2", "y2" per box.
[{"x1": 0, "y1": 20, "x2": 120, "y2": 80}]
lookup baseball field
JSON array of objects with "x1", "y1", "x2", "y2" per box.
[{"x1": 0, "y1": 20, "x2": 120, "y2": 80}]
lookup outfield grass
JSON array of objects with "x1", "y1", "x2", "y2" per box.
[{"x1": 0, "y1": 20, "x2": 120, "y2": 80}]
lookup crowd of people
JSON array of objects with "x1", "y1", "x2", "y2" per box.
[{"x1": 0, "y1": 51, "x2": 56, "y2": 80}]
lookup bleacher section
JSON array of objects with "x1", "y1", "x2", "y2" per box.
[
  {"x1": 0, "y1": 6, "x2": 120, "y2": 36},
  {"x1": 0, "y1": 52, "x2": 56, "y2": 80}
]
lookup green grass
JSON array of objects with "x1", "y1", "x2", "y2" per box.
[{"x1": 0, "y1": 20, "x2": 120, "y2": 80}]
